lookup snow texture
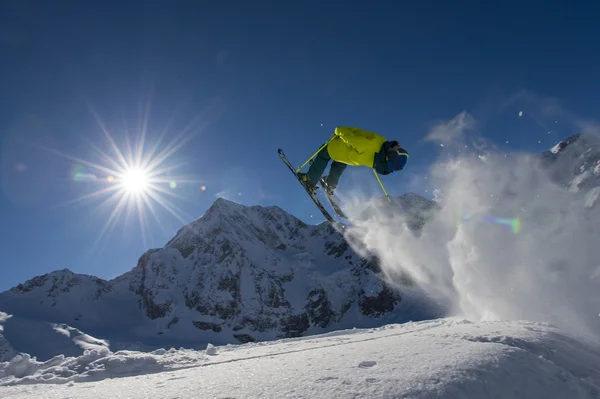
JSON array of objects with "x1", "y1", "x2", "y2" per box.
[{"x1": 1, "y1": 319, "x2": 599, "y2": 398}]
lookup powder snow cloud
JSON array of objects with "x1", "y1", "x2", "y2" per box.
[{"x1": 343, "y1": 110, "x2": 600, "y2": 340}]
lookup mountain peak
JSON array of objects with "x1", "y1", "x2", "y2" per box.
[
  {"x1": 547, "y1": 132, "x2": 584, "y2": 155},
  {"x1": 165, "y1": 198, "x2": 311, "y2": 260},
  {"x1": 210, "y1": 197, "x2": 247, "y2": 213},
  {"x1": 207, "y1": 197, "x2": 294, "y2": 224},
  {"x1": 0, "y1": 192, "x2": 440, "y2": 358},
  {"x1": 540, "y1": 132, "x2": 600, "y2": 197}
]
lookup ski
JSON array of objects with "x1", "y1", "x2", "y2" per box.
[
  {"x1": 319, "y1": 177, "x2": 348, "y2": 219},
  {"x1": 278, "y1": 149, "x2": 336, "y2": 223}
]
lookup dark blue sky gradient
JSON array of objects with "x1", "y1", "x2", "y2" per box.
[{"x1": 1, "y1": 0, "x2": 599, "y2": 290}]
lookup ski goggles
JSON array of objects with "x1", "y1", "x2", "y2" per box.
[{"x1": 388, "y1": 149, "x2": 408, "y2": 170}]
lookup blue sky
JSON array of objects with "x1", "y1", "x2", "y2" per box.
[{"x1": 1, "y1": 0, "x2": 599, "y2": 291}]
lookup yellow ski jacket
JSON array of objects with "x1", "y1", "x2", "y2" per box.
[{"x1": 326, "y1": 126, "x2": 388, "y2": 167}]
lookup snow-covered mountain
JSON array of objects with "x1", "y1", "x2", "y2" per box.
[
  {"x1": 3, "y1": 131, "x2": 597, "y2": 366},
  {"x1": 0, "y1": 195, "x2": 440, "y2": 362},
  {"x1": 541, "y1": 132, "x2": 600, "y2": 207}
]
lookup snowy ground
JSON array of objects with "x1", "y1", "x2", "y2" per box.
[{"x1": 1, "y1": 318, "x2": 599, "y2": 398}]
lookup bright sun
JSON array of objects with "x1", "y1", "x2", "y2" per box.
[
  {"x1": 121, "y1": 168, "x2": 149, "y2": 194},
  {"x1": 41, "y1": 100, "x2": 219, "y2": 252}
]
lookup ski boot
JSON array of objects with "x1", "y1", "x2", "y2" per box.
[
  {"x1": 320, "y1": 176, "x2": 335, "y2": 197},
  {"x1": 296, "y1": 173, "x2": 318, "y2": 196}
]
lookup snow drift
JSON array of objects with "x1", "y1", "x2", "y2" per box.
[
  {"x1": 342, "y1": 112, "x2": 600, "y2": 341},
  {"x1": 0, "y1": 313, "x2": 109, "y2": 363},
  {"x1": 1, "y1": 318, "x2": 599, "y2": 398}
]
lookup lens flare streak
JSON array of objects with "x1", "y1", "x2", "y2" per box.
[
  {"x1": 483, "y1": 216, "x2": 521, "y2": 234},
  {"x1": 456, "y1": 212, "x2": 521, "y2": 234}
]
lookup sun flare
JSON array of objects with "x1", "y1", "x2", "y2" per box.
[
  {"x1": 121, "y1": 168, "x2": 150, "y2": 194},
  {"x1": 39, "y1": 101, "x2": 216, "y2": 251}
]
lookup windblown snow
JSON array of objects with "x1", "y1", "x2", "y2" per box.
[{"x1": 342, "y1": 118, "x2": 600, "y2": 343}]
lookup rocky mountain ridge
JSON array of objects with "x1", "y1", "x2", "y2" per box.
[
  {"x1": 0, "y1": 194, "x2": 439, "y2": 361},
  {"x1": 541, "y1": 132, "x2": 600, "y2": 208}
]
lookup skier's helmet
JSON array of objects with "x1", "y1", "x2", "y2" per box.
[{"x1": 387, "y1": 147, "x2": 408, "y2": 171}]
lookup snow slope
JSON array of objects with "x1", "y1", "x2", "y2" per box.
[{"x1": 1, "y1": 318, "x2": 599, "y2": 398}]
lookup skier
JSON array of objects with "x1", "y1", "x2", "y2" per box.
[{"x1": 297, "y1": 126, "x2": 408, "y2": 195}]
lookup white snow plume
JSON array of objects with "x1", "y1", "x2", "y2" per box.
[
  {"x1": 423, "y1": 111, "x2": 477, "y2": 147},
  {"x1": 344, "y1": 114, "x2": 600, "y2": 341},
  {"x1": 504, "y1": 89, "x2": 600, "y2": 136}
]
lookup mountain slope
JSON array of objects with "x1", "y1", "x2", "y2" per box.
[
  {"x1": 116, "y1": 198, "x2": 410, "y2": 344},
  {"x1": 0, "y1": 196, "x2": 440, "y2": 361}
]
